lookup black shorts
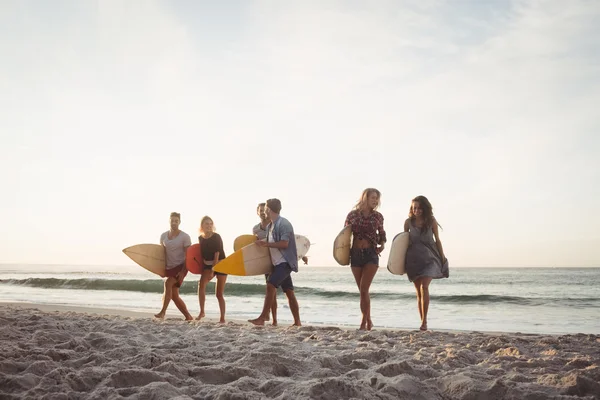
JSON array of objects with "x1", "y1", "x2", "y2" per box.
[{"x1": 203, "y1": 262, "x2": 227, "y2": 276}]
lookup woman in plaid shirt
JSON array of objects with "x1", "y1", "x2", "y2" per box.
[{"x1": 345, "y1": 188, "x2": 387, "y2": 330}]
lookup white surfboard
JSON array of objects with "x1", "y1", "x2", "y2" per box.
[
  {"x1": 213, "y1": 234, "x2": 310, "y2": 276},
  {"x1": 333, "y1": 225, "x2": 352, "y2": 266},
  {"x1": 387, "y1": 232, "x2": 410, "y2": 275},
  {"x1": 122, "y1": 244, "x2": 166, "y2": 277}
]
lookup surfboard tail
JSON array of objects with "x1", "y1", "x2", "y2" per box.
[{"x1": 213, "y1": 250, "x2": 246, "y2": 276}]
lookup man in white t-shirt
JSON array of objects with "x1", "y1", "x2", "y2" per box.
[{"x1": 154, "y1": 212, "x2": 193, "y2": 320}]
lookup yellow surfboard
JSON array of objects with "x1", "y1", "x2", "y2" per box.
[
  {"x1": 233, "y1": 234, "x2": 257, "y2": 252},
  {"x1": 214, "y1": 235, "x2": 311, "y2": 276}
]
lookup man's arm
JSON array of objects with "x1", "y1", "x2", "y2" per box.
[{"x1": 263, "y1": 240, "x2": 289, "y2": 249}]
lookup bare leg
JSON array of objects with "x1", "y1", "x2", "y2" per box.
[
  {"x1": 249, "y1": 283, "x2": 277, "y2": 325},
  {"x1": 215, "y1": 274, "x2": 227, "y2": 323},
  {"x1": 155, "y1": 277, "x2": 176, "y2": 318},
  {"x1": 271, "y1": 294, "x2": 278, "y2": 326},
  {"x1": 171, "y1": 287, "x2": 193, "y2": 320},
  {"x1": 419, "y1": 277, "x2": 433, "y2": 330},
  {"x1": 351, "y1": 266, "x2": 362, "y2": 290},
  {"x1": 196, "y1": 270, "x2": 213, "y2": 320},
  {"x1": 360, "y1": 264, "x2": 378, "y2": 330},
  {"x1": 351, "y1": 265, "x2": 378, "y2": 330},
  {"x1": 351, "y1": 266, "x2": 363, "y2": 328},
  {"x1": 263, "y1": 275, "x2": 271, "y2": 322},
  {"x1": 284, "y1": 289, "x2": 301, "y2": 326},
  {"x1": 413, "y1": 279, "x2": 423, "y2": 324}
]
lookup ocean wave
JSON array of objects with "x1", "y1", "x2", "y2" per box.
[
  {"x1": 1, "y1": 278, "x2": 598, "y2": 307},
  {"x1": 0, "y1": 278, "x2": 265, "y2": 296}
]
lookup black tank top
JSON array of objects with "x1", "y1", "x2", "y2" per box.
[{"x1": 199, "y1": 233, "x2": 226, "y2": 262}]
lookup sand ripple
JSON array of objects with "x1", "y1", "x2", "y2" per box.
[{"x1": 0, "y1": 306, "x2": 598, "y2": 399}]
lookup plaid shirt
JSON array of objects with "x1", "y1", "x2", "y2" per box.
[{"x1": 345, "y1": 210, "x2": 386, "y2": 247}]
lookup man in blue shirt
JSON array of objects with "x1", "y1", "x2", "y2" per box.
[
  {"x1": 249, "y1": 198, "x2": 301, "y2": 326},
  {"x1": 253, "y1": 202, "x2": 307, "y2": 326}
]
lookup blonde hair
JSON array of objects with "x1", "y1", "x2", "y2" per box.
[
  {"x1": 198, "y1": 216, "x2": 216, "y2": 234},
  {"x1": 354, "y1": 188, "x2": 381, "y2": 211}
]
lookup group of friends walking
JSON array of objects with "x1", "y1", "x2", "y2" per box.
[{"x1": 154, "y1": 189, "x2": 448, "y2": 331}]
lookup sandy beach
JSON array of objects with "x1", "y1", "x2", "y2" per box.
[{"x1": 1, "y1": 303, "x2": 599, "y2": 400}]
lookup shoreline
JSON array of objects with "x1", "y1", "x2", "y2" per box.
[
  {"x1": 0, "y1": 301, "x2": 564, "y2": 337},
  {"x1": 2, "y1": 266, "x2": 599, "y2": 336}
]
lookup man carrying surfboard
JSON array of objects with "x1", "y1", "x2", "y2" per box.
[
  {"x1": 154, "y1": 212, "x2": 194, "y2": 321},
  {"x1": 249, "y1": 198, "x2": 301, "y2": 327},
  {"x1": 253, "y1": 202, "x2": 307, "y2": 326}
]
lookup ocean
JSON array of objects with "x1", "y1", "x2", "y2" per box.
[{"x1": 1, "y1": 264, "x2": 598, "y2": 335}]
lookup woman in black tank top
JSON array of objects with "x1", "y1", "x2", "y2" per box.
[{"x1": 196, "y1": 216, "x2": 227, "y2": 323}]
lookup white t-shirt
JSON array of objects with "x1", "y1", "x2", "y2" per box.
[
  {"x1": 268, "y1": 225, "x2": 286, "y2": 266},
  {"x1": 160, "y1": 230, "x2": 191, "y2": 269}
]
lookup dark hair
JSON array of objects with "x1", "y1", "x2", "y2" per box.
[
  {"x1": 256, "y1": 202, "x2": 266, "y2": 211},
  {"x1": 266, "y1": 198, "x2": 282, "y2": 214},
  {"x1": 409, "y1": 195, "x2": 442, "y2": 230},
  {"x1": 170, "y1": 212, "x2": 181, "y2": 220},
  {"x1": 353, "y1": 188, "x2": 381, "y2": 211}
]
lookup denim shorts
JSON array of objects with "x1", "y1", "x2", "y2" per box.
[
  {"x1": 268, "y1": 262, "x2": 294, "y2": 291},
  {"x1": 350, "y1": 248, "x2": 379, "y2": 267}
]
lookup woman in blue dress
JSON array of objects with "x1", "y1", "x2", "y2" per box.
[{"x1": 404, "y1": 195, "x2": 448, "y2": 331}]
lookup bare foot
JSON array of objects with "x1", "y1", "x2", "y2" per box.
[
  {"x1": 184, "y1": 315, "x2": 194, "y2": 321},
  {"x1": 219, "y1": 319, "x2": 226, "y2": 324},
  {"x1": 248, "y1": 317, "x2": 266, "y2": 326},
  {"x1": 420, "y1": 323, "x2": 427, "y2": 331},
  {"x1": 359, "y1": 319, "x2": 367, "y2": 330},
  {"x1": 195, "y1": 312, "x2": 205, "y2": 321},
  {"x1": 272, "y1": 320, "x2": 278, "y2": 326},
  {"x1": 291, "y1": 321, "x2": 301, "y2": 327},
  {"x1": 367, "y1": 319, "x2": 374, "y2": 331},
  {"x1": 154, "y1": 312, "x2": 165, "y2": 319}
]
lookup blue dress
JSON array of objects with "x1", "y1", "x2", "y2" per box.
[{"x1": 405, "y1": 220, "x2": 449, "y2": 282}]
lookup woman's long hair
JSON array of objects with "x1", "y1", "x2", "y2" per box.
[
  {"x1": 353, "y1": 188, "x2": 381, "y2": 211},
  {"x1": 408, "y1": 195, "x2": 442, "y2": 230}
]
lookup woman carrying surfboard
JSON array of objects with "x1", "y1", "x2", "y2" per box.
[
  {"x1": 345, "y1": 188, "x2": 387, "y2": 331},
  {"x1": 404, "y1": 195, "x2": 448, "y2": 331},
  {"x1": 196, "y1": 216, "x2": 228, "y2": 323}
]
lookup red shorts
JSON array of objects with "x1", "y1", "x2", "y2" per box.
[{"x1": 165, "y1": 264, "x2": 187, "y2": 287}]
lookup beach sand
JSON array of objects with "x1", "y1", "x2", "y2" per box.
[{"x1": 1, "y1": 303, "x2": 599, "y2": 399}]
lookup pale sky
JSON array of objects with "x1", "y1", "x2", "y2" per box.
[{"x1": 1, "y1": 0, "x2": 599, "y2": 267}]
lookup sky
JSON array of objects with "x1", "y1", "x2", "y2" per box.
[{"x1": 1, "y1": 0, "x2": 599, "y2": 268}]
